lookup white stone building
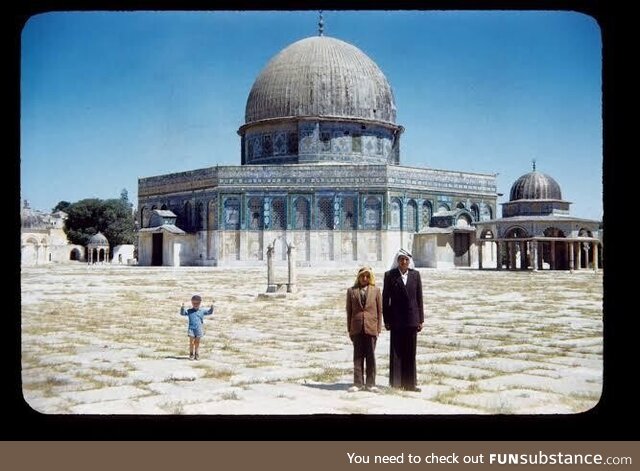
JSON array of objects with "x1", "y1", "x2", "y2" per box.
[{"x1": 20, "y1": 202, "x2": 85, "y2": 265}]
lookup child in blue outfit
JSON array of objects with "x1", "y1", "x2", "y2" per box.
[{"x1": 180, "y1": 294, "x2": 214, "y2": 360}]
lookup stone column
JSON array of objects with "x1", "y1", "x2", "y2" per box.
[
  {"x1": 478, "y1": 240, "x2": 483, "y2": 270},
  {"x1": 583, "y1": 243, "x2": 590, "y2": 269},
  {"x1": 508, "y1": 242, "x2": 516, "y2": 270},
  {"x1": 266, "y1": 241, "x2": 275, "y2": 292},
  {"x1": 532, "y1": 241, "x2": 538, "y2": 271},
  {"x1": 550, "y1": 240, "x2": 556, "y2": 270},
  {"x1": 593, "y1": 242, "x2": 599, "y2": 271},
  {"x1": 504, "y1": 242, "x2": 509, "y2": 270},
  {"x1": 538, "y1": 241, "x2": 544, "y2": 270},
  {"x1": 569, "y1": 242, "x2": 574, "y2": 272},
  {"x1": 287, "y1": 242, "x2": 297, "y2": 293},
  {"x1": 576, "y1": 242, "x2": 582, "y2": 270},
  {"x1": 520, "y1": 241, "x2": 528, "y2": 270},
  {"x1": 496, "y1": 241, "x2": 502, "y2": 270}
]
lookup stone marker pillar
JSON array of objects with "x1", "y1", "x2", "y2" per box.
[
  {"x1": 266, "y1": 241, "x2": 275, "y2": 292},
  {"x1": 287, "y1": 242, "x2": 297, "y2": 293},
  {"x1": 532, "y1": 241, "x2": 538, "y2": 272}
]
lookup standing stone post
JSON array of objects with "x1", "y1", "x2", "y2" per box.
[
  {"x1": 266, "y1": 240, "x2": 276, "y2": 292},
  {"x1": 287, "y1": 241, "x2": 297, "y2": 293},
  {"x1": 532, "y1": 240, "x2": 538, "y2": 272}
]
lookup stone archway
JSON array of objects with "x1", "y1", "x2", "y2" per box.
[
  {"x1": 70, "y1": 248, "x2": 81, "y2": 261},
  {"x1": 542, "y1": 227, "x2": 567, "y2": 270},
  {"x1": 478, "y1": 229, "x2": 495, "y2": 269},
  {"x1": 504, "y1": 226, "x2": 530, "y2": 270}
]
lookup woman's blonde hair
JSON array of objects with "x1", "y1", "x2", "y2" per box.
[{"x1": 353, "y1": 266, "x2": 375, "y2": 287}]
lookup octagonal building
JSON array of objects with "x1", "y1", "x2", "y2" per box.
[{"x1": 138, "y1": 34, "x2": 498, "y2": 267}]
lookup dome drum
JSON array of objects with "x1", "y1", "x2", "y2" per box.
[{"x1": 241, "y1": 118, "x2": 401, "y2": 165}]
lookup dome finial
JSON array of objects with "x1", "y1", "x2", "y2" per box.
[
  {"x1": 318, "y1": 10, "x2": 324, "y2": 37},
  {"x1": 532, "y1": 158, "x2": 536, "y2": 171}
]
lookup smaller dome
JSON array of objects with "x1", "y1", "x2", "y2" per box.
[
  {"x1": 88, "y1": 232, "x2": 109, "y2": 246},
  {"x1": 509, "y1": 171, "x2": 562, "y2": 201}
]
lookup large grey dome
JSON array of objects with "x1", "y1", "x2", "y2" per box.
[
  {"x1": 509, "y1": 171, "x2": 562, "y2": 201},
  {"x1": 88, "y1": 232, "x2": 109, "y2": 246},
  {"x1": 245, "y1": 36, "x2": 397, "y2": 124}
]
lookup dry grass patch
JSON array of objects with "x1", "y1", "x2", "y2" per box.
[
  {"x1": 160, "y1": 401, "x2": 185, "y2": 414},
  {"x1": 194, "y1": 365, "x2": 234, "y2": 380},
  {"x1": 309, "y1": 367, "x2": 349, "y2": 383},
  {"x1": 220, "y1": 391, "x2": 241, "y2": 401}
]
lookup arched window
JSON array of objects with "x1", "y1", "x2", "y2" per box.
[
  {"x1": 363, "y1": 197, "x2": 381, "y2": 230},
  {"x1": 470, "y1": 204, "x2": 480, "y2": 222},
  {"x1": 405, "y1": 199, "x2": 418, "y2": 232},
  {"x1": 223, "y1": 197, "x2": 240, "y2": 230},
  {"x1": 262, "y1": 134, "x2": 273, "y2": 156},
  {"x1": 544, "y1": 227, "x2": 565, "y2": 238},
  {"x1": 194, "y1": 201, "x2": 204, "y2": 231},
  {"x1": 294, "y1": 198, "x2": 310, "y2": 229},
  {"x1": 140, "y1": 207, "x2": 149, "y2": 228},
  {"x1": 578, "y1": 228, "x2": 592, "y2": 237},
  {"x1": 480, "y1": 229, "x2": 494, "y2": 239},
  {"x1": 271, "y1": 198, "x2": 286, "y2": 230},
  {"x1": 318, "y1": 197, "x2": 334, "y2": 229},
  {"x1": 208, "y1": 199, "x2": 218, "y2": 230},
  {"x1": 183, "y1": 201, "x2": 193, "y2": 231},
  {"x1": 160, "y1": 204, "x2": 168, "y2": 210},
  {"x1": 506, "y1": 227, "x2": 530, "y2": 238},
  {"x1": 248, "y1": 197, "x2": 263, "y2": 230},
  {"x1": 390, "y1": 198, "x2": 402, "y2": 229},
  {"x1": 456, "y1": 214, "x2": 471, "y2": 227},
  {"x1": 287, "y1": 132, "x2": 298, "y2": 154},
  {"x1": 341, "y1": 196, "x2": 356, "y2": 230},
  {"x1": 437, "y1": 203, "x2": 450, "y2": 213},
  {"x1": 456, "y1": 202, "x2": 466, "y2": 209},
  {"x1": 422, "y1": 200, "x2": 432, "y2": 230}
]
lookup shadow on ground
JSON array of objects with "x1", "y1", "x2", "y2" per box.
[{"x1": 302, "y1": 382, "x2": 352, "y2": 391}]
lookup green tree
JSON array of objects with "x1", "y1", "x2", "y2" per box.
[
  {"x1": 120, "y1": 188, "x2": 133, "y2": 210},
  {"x1": 53, "y1": 201, "x2": 71, "y2": 212},
  {"x1": 63, "y1": 198, "x2": 136, "y2": 249}
]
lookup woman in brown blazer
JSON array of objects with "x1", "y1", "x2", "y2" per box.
[{"x1": 345, "y1": 266, "x2": 383, "y2": 392}]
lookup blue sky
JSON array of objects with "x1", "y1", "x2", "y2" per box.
[{"x1": 21, "y1": 10, "x2": 602, "y2": 219}]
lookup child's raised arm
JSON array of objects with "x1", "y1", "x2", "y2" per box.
[
  {"x1": 205, "y1": 304, "x2": 214, "y2": 316},
  {"x1": 180, "y1": 303, "x2": 187, "y2": 316}
]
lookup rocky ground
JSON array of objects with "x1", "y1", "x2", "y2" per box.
[{"x1": 21, "y1": 264, "x2": 602, "y2": 415}]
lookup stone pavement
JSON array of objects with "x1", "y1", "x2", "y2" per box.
[{"x1": 21, "y1": 265, "x2": 602, "y2": 414}]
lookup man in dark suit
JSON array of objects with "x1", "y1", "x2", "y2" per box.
[{"x1": 382, "y1": 249, "x2": 424, "y2": 392}]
